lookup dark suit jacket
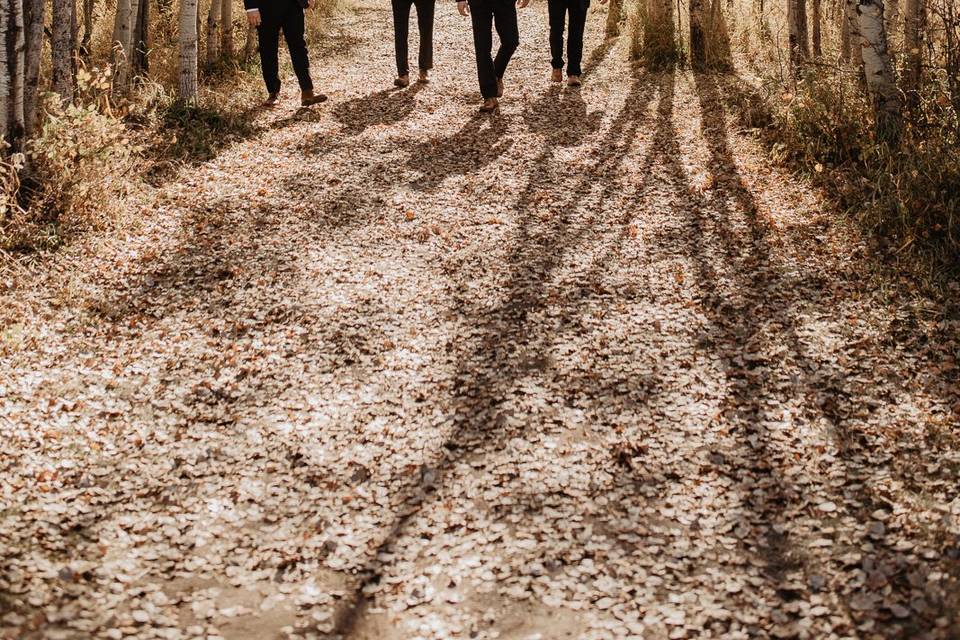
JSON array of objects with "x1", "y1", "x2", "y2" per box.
[{"x1": 244, "y1": 0, "x2": 309, "y2": 11}]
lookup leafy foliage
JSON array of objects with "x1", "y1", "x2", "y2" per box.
[{"x1": 1, "y1": 68, "x2": 138, "y2": 251}]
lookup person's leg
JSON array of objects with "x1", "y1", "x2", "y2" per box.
[
  {"x1": 470, "y1": 0, "x2": 497, "y2": 99},
  {"x1": 566, "y1": 0, "x2": 589, "y2": 77},
  {"x1": 491, "y1": 0, "x2": 519, "y2": 79},
  {"x1": 257, "y1": 20, "x2": 282, "y2": 94},
  {"x1": 392, "y1": 0, "x2": 413, "y2": 78},
  {"x1": 547, "y1": 0, "x2": 565, "y2": 72},
  {"x1": 414, "y1": 0, "x2": 435, "y2": 74},
  {"x1": 280, "y1": 2, "x2": 314, "y2": 92}
]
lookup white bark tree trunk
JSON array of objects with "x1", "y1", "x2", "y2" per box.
[
  {"x1": 128, "y1": 0, "x2": 141, "y2": 65},
  {"x1": 1, "y1": 0, "x2": 26, "y2": 151},
  {"x1": 179, "y1": 0, "x2": 200, "y2": 100},
  {"x1": 52, "y1": 0, "x2": 76, "y2": 102},
  {"x1": 856, "y1": 0, "x2": 901, "y2": 139},
  {"x1": 22, "y1": 0, "x2": 42, "y2": 135},
  {"x1": 206, "y1": 0, "x2": 221, "y2": 67},
  {"x1": 113, "y1": 0, "x2": 133, "y2": 89},
  {"x1": 221, "y1": 0, "x2": 234, "y2": 59}
]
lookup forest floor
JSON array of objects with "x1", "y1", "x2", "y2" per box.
[{"x1": 2, "y1": 3, "x2": 960, "y2": 640}]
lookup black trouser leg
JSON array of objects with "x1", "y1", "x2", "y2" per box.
[
  {"x1": 566, "y1": 0, "x2": 589, "y2": 76},
  {"x1": 415, "y1": 0, "x2": 435, "y2": 71},
  {"x1": 470, "y1": 0, "x2": 498, "y2": 98},
  {"x1": 548, "y1": 0, "x2": 566, "y2": 70},
  {"x1": 281, "y1": 5, "x2": 314, "y2": 91},
  {"x1": 392, "y1": 0, "x2": 413, "y2": 76},
  {"x1": 257, "y1": 21, "x2": 282, "y2": 93},
  {"x1": 491, "y1": 0, "x2": 519, "y2": 79}
]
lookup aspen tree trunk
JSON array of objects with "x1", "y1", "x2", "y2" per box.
[
  {"x1": 856, "y1": 0, "x2": 901, "y2": 139},
  {"x1": 885, "y1": 0, "x2": 899, "y2": 50},
  {"x1": 133, "y1": 0, "x2": 150, "y2": 74},
  {"x1": 128, "y1": 0, "x2": 141, "y2": 61},
  {"x1": 244, "y1": 24, "x2": 257, "y2": 61},
  {"x1": 179, "y1": 0, "x2": 200, "y2": 100},
  {"x1": 113, "y1": 0, "x2": 133, "y2": 88},
  {"x1": 605, "y1": 0, "x2": 623, "y2": 36},
  {"x1": 788, "y1": 0, "x2": 809, "y2": 66},
  {"x1": 1, "y1": 0, "x2": 26, "y2": 151},
  {"x1": 0, "y1": 1, "x2": 9, "y2": 145},
  {"x1": 690, "y1": 0, "x2": 706, "y2": 68},
  {"x1": 207, "y1": 0, "x2": 221, "y2": 67},
  {"x1": 812, "y1": 0, "x2": 822, "y2": 56},
  {"x1": 221, "y1": 0, "x2": 234, "y2": 58},
  {"x1": 80, "y1": 0, "x2": 94, "y2": 59},
  {"x1": 196, "y1": 2, "x2": 201, "y2": 63},
  {"x1": 841, "y1": 0, "x2": 851, "y2": 60},
  {"x1": 22, "y1": 0, "x2": 41, "y2": 135},
  {"x1": 902, "y1": 0, "x2": 922, "y2": 113},
  {"x1": 52, "y1": 0, "x2": 76, "y2": 102}
]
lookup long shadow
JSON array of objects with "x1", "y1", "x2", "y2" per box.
[
  {"x1": 405, "y1": 112, "x2": 513, "y2": 191},
  {"x1": 332, "y1": 59, "x2": 662, "y2": 637},
  {"x1": 332, "y1": 83, "x2": 425, "y2": 136},
  {"x1": 682, "y1": 70, "x2": 960, "y2": 635},
  {"x1": 523, "y1": 85, "x2": 603, "y2": 148},
  {"x1": 142, "y1": 102, "x2": 265, "y2": 185},
  {"x1": 144, "y1": 21, "x2": 368, "y2": 185}
]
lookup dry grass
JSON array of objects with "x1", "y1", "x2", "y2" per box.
[
  {"x1": 2, "y1": 0, "x2": 346, "y2": 253},
  {"x1": 691, "y1": 0, "x2": 960, "y2": 279}
]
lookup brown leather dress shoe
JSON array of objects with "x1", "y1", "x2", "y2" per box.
[
  {"x1": 417, "y1": 69, "x2": 430, "y2": 84},
  {"x1": 262, "y1": 92, "x2": 280, "y2": 107},
  {"x1": 395, "y1": 75, "x2": 410, "y2": 87},
  {"x1": 479, "y1": 97, "x2": 499, "y2": 113},
  {"x1": 567, "y1": 75, "x2": 582, "y2": 87},
  {"x1": 301, "y1": 90, "x2": 328, "y2": 106},
  {"x1": 551, "y1": 69, "x2": 563, "y2": 83}
]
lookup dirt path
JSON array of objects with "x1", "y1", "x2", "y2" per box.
[{"x1": 2, "y1": 3, "x2": 959, "y2": 640}]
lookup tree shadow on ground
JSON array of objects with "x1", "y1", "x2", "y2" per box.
[
  {"x1": 142, "y1": 102, "x2": 265, "y2": 185},
  {"x1": 27, "y1": 33, "x2": 960, "y2": 639},
  {"x1": 143, "y1": 24, "x2": 366, "y2": 185},
  {"x1": 672, "y1": 69, "x2": 960, "y2": 636},
  {"x1": 405, "y1": 112, "x2": 513, "y2": 191},
  {"x1": 332, "y1": 83, "x2": 425, "y2": 136},
  {"x1": 332, "y1": 59, "x2": 662, "y2": 637},
  {"x1": 523, "y1": 85, "x2": 603, "y2": 148},
  {"x1": 335, "y1": 65, "x2": 960, "y2": 638}
]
